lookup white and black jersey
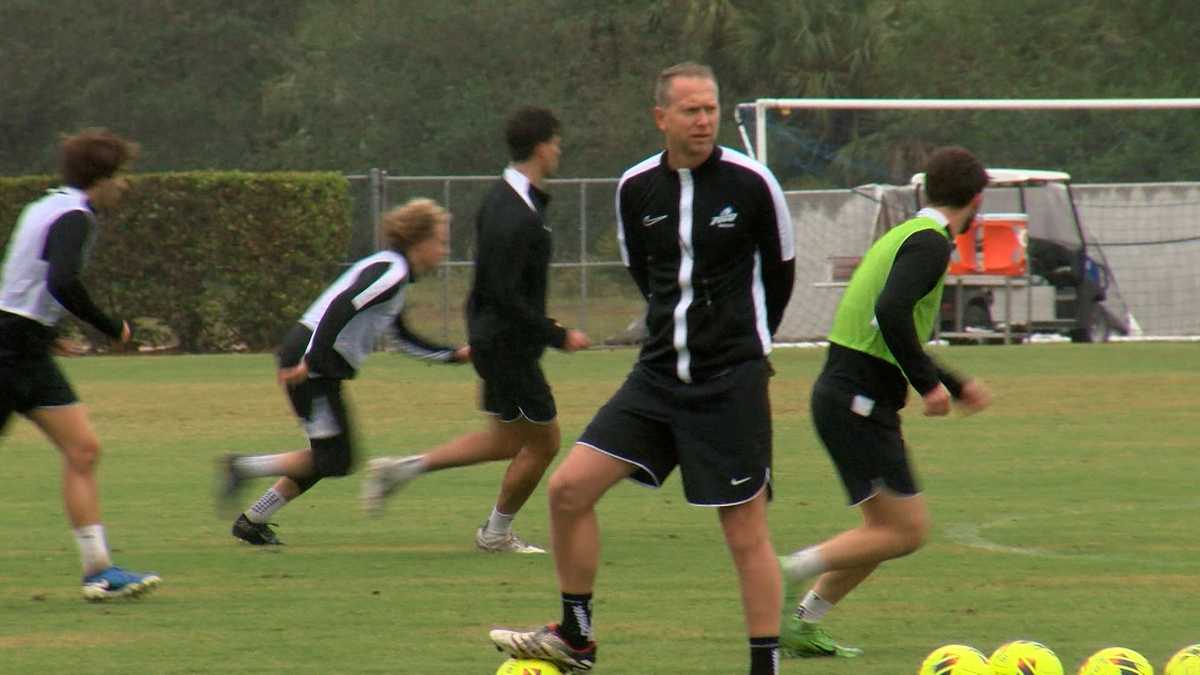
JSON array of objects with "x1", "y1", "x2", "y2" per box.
[
  {"x1": 294, "y1": 250, "x2": 461, "y2": 379},
  {"x1": 616, "y1": 146, "x2": 796, "y2": 383},
  {"x1": 0, "y1": 187, "x2": 123, "y2": 358}
]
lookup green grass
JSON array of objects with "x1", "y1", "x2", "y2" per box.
[
  {"x1": 400, "y1": 265, "x2": 646, "y2": 346},
  {"x1": 1, "y1": 344, "x2": 1198, "y2": 673}
]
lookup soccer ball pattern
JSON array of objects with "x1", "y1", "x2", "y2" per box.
[
  {"x1": 990, "y1": 640, "x2": 1065, "y2": 675},
  {"x1": 495, "y1": 658, "x2": 564, "y2": 675},
  {"x1": 1166, "y1": 644, "x2": 1200, "y2": 675},
  {"x1": 1077, "y1": 647, "x2": 1154, "y2": 675},
  {"x1": 918, "y1": 644, "x2": 991, "y2": 675}
]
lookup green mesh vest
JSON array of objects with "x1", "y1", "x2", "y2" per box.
[{"x1": 827, "y1": 216, "x2": 949, "y2": 367}]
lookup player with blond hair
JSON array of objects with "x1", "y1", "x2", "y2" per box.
[{"x1": 216, "y1": 198, "x2": 468, "y2": 544}]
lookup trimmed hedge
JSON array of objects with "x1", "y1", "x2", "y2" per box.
[{"x1": 0, "y1": 172, "x2": 351, "y2": 352}]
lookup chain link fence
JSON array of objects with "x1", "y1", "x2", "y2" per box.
[
  {"x1": 347, "y1": 172, "x2": 1200, "y2": 344},
  {"x1": 345, "y1": 172, "x2": 641, "y2": 345}
]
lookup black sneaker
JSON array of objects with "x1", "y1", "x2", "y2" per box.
[
  {"x1": 215, "y1": 453, "x2": 247, "y2": 517},
  {"x1": 232, "y1": 514, "x2": 283, "y2": 545}
]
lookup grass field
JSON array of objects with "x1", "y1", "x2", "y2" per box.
[{"x1": 1, "y1": 343, "x2": 1197, "y2": 674}]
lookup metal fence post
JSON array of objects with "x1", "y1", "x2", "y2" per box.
[
  {"x1": 441, "y1": 179, "x2": 453, "y2": 341},
  {"x1": 370, "y1": 175, "x2": 624, "y2": 347},
  {"x1": 369, "y1": 168, "x2": 384, "y2": 250},
  {"x1": 578, "y1": 181, "x2": 589, "y2": 334}
]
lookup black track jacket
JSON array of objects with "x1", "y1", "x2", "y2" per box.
[
  {"x1": 466, "y1": 167, "x2": 568, "y2": 359},
  {"x1": 617, "y1": 146, "x2": 796, "y2": 383}
]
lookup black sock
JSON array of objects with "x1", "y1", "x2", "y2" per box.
[
  {"x1": 558, "y1": 592, "x2": 593, "y2": 648},
  {"x1": 749, "y1": 636, "x2": 779, "y2": 675}
]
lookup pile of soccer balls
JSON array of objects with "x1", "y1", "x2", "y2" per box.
[{"x1": 919, "y1": 641, "x2": 1200, "y2": 675}]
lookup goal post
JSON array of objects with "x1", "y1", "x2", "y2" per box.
[
  {"x1": 739, "y1": 97, "x2": 1200, "y2": 166},
  {"x1": 739, "y1": 98, "x2": 1200, "y2": 340},
  {"x1": 737, "y1": 98, "x2": 1200, "y2": 167}
]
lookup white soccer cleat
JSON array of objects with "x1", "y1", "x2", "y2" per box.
[
  {"x1": 475, "y1": 527, "x2": 546, "y2": 554},
  {"x1": 360, "y1": 455, "x2": 424, "y2": 516},
  {"x1": 490, "y1": 625, "x2": 596, "y2": 671}
]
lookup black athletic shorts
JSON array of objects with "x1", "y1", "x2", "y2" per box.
[
  {"x1": 0, "y1": 356, "x2": 79, "y2": 432},
  {"x1": 471, "y1": 344, "x2": 555, "y2": 424},
  {"x1": 577, "y1": 359, "x2": 772, "y2": 507},
  {"x1": 284, "y1": 376, "x2": 355, "y2": 476},
  {"x1": 810, "y1": 381, "x2": 918, "y2": 505},
  {"x1": 278, "y1": 325, "x2": 354, "y2": 477}
]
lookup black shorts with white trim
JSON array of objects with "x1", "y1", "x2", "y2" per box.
[
  {"x1": 810, "y1": 380, "x2": 918, "y2": 506},
  {"x1": 277, "y1": 323, "x2": 355, "y2": 477},
  {"x1": 577, "y1": 359, "x2": 773, "y2": 507},
  {"x1": 285, "y1": 376, "x2": 354, "y2": 477}
]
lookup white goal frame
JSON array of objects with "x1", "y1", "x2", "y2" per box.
[{"x1": 738, "y1": 98, "x2": 1200, "y2": 165}]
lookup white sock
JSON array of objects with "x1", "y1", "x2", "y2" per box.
[
  {"x1": 484, "y1": 506, "x2": 515, "y2": 536},
  {"x1": 782, "y1": 545, "x2": 827, "y2": 582},
  {"x1": 410, "y1": 454, "x2": 429, "y2": 474},
  {"x1": 232, "y1": 454, "x2": 290, "y2": 478},
  {"x1": 246, "y1": 488, "x2": 287, "y2": 524},
  {"x1": 74, "y1": 524, "x2": 113, "y2": 575},
  {"x1": 796, "y1": 590, "x2": 834, "y2": 623}
]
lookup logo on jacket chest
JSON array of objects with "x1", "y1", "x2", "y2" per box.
[
  {"x1": 709, "y1": 205, "x2": 738, "y2": 228},
  {"x1": 640, "y1": 206, "x2": 739, "y2": 229}
]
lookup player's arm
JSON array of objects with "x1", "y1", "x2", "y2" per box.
[
  {"x1": 934, "y1": 362, "x2": 966, "y2": 398},
  {"x1": 305, "y1": 261, "x2": 401, "y2": 377},
  {"x1": 391, "y1": 311, "x2": 467, "y2": 364},
  {"x1": 43, "y1": 211, "x2": 125, "y2": 340},
  {"x1": 751, "y1": 172, "x2": 796, "y2": 335},
  {"x1": 477, "y1": 211, "x2": 568, "y2": 348},
  {"x1": 875, "y1": 229, "x2": 955, "y2": 397},
  {"x1": 615, "y1": 182, "x2": 651, "y2": 300}
]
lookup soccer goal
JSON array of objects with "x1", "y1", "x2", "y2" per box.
[{"x1": 736, "y1": 98, "x2": 1200, "y2": 341}]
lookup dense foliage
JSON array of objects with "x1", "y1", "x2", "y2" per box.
[
  {"x1": 0, "y1": 172, "x2": 350, "y2": 351},
  {"x1": 2, "y1": 1, "x2": 1197, "y2": 185}
]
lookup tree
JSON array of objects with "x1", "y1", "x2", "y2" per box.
[
  {"x1": 863, "y1": 0, "x2": 1200, "y2": 182},
  {"x1": 0, "y1": 1, "x2": 302, "y2": 174},
  {"x1": 1, "y1": 0, "x2": 1195, "y2": 184}
]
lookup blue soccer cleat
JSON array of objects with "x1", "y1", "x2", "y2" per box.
[{"x1": 81, "y1": 565, "x2": 162, "y2": 602}]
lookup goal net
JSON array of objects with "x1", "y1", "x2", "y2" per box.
[{"x1": 736, "y1": 99, "x2": 1200, "y2": 340}]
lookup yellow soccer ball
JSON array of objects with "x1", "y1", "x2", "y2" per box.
[
  {"x1": 990, "y1": 640, "x2": 1064, "y2": 675},
  {"x1": 496, "y1": 658, "x2": 563, "y2": 675},
  {"x1": 918, "y1": 644, "x2": 991, "y2": 675},
  {"x1": 1078, "y1": 646, "x2": 1154, "y2": 675},
  {"x1": 1166, "y1": 644, "x2": 1200, "y2": 675}
]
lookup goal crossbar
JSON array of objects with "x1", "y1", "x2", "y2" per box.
[{"x1": 742, "y1": 98, "x2": 1200, "y2": 164}]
